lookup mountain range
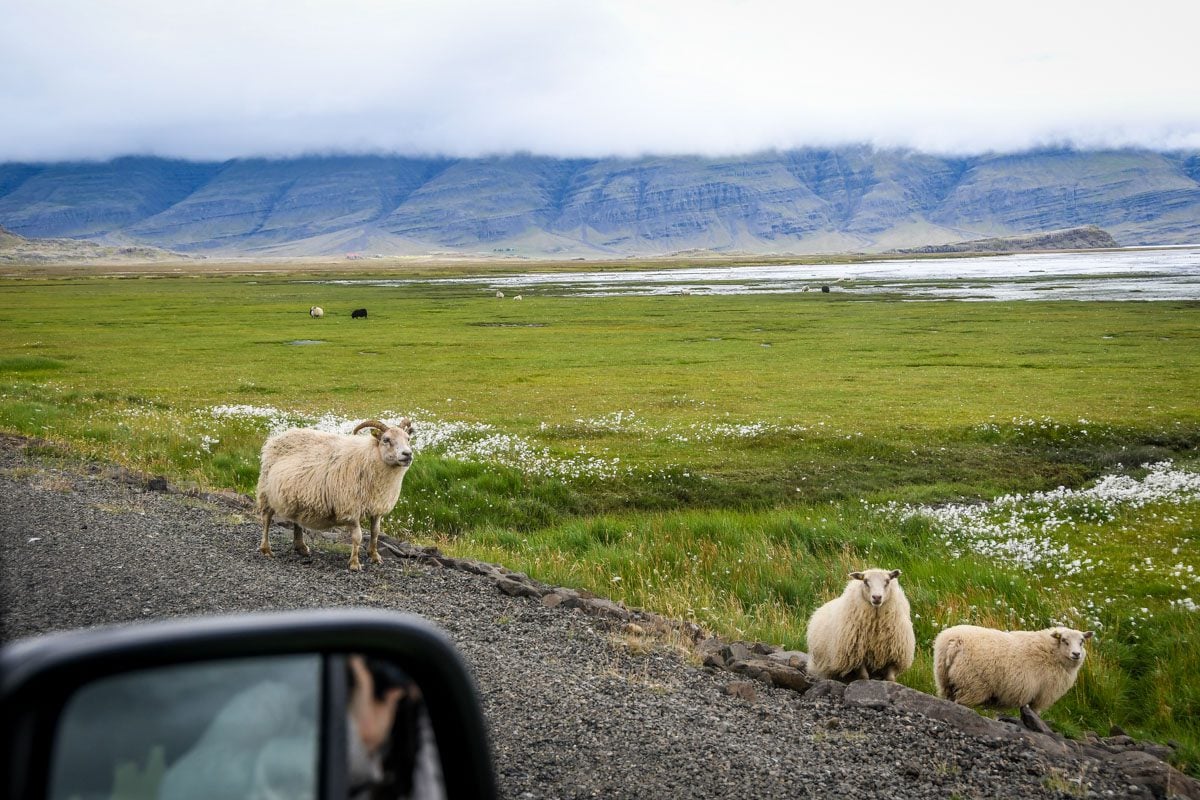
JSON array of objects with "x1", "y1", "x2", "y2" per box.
[{"x1": 1, "y1": 147, "x2": 1198, "y2": 257}]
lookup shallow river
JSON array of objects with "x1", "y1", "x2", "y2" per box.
[{"x1": 321, "y1": 246, "x2": 1200, "y2": 301}]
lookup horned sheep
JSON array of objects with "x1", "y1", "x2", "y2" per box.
[
  {"x1": 309, "y1": 306, "x2": 324, "y2": 318},
  {"x1": 256, "y1": 418, "x2": 414, "y2": 571},
  {"x1": 806, "y1": 569, "x2": 915, "y2": 682},
  {"x1": 934, "y1": 625, "x2": 1094, "y2": 715}
]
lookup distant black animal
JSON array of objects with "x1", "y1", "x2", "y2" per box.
[
  {"x1": 351, "y1": 308, "x2": 368, "y2": 319},
  {"x1": 820, "y1": 285, "x2": 830, "y2": 293}
]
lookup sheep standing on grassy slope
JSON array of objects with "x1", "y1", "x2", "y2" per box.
[
  {"x1": 309, "y1": 306, "x2": 323, "y2": 318},
  {"x1": 257, "y1": 419, "x2": 414, "y2": 571},
  {"x1": 806, "y1": 569, "x2": 915, "y2": 682},
  {"x1": 934, "y1": 625, "x2": 1094, "y2": 720}
]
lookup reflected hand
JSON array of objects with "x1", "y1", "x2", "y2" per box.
[{"x1": 348, "y1": 655, "x2": 405, "y2": 753}]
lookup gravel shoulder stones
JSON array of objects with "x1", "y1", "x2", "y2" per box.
[{"x1": 0, "y1": 435, "x2": 1193, "y2": 799}]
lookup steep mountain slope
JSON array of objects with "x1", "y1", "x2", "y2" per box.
[
  {"x1": 0, "y1": 148, "x2": 1196, "y2": 255},
  {"x1": 931, "y1": 149, "x2": 1200, "y2": 244},
  {"x1": 0, "y1": 157, "x2": 219, "y2": 238},
  {"x1": 125, "y1": 156, "x2": 451, "y2": 250}
]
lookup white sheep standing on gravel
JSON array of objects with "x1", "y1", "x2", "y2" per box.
[
  {"x1": 934, "y1": 625, "x2": 1094, "y2": 718},
  {"x1": 806, "y1": 569, "x2": 915, "y2": 682},
  {"x1": 257, "y1": 418, "x2": 414, "y2": 571}
]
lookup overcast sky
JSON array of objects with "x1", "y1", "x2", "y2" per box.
[{"x1": 2, "y1": 0, "x2": 1197, "y2": 162}]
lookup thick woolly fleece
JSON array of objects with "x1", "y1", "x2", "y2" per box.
[
  {"x1": 806, "y1": 571, "x2": 916, "y2": 682},
  {"x1": 257, "y1": 428, "x2": 409, "y2": 531},
  {"x1": 934, "y1": 625, "x2": 1090, "y2": 713}
]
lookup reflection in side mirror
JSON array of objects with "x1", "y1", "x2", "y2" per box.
[
  {"x1": 1, "y1": 610, "x2": 494, "y2": 800},
  {"x1": 52, "y1": 654, "x2": 323, "y2": 800},
  {"x1": 49, "y1": 653, "x2": 446, "y2": 800}
]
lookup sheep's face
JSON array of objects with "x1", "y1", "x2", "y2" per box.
[
  {"x1": 1050, "y1": 628, "x2": 1094, "y2": 664},
  {"x1": 375, "y1": 419, "x2": 414, "y2": 468},
  {"x1": 849, "y1": 568, "x2": 901, "y2": 608}
]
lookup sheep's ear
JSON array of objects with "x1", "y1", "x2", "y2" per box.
[
  {"x1": 1051, "y1": 631, "x2": 1062, "y2": 641},
  {"x1": 848, "y1": 571, "x2": 865, "y2": 581},
  {"x1": 1083, "y1": 631, "x2": 1095, "y2": 640},
  {"x1": 888, "y1": 569, "x2": 901, "y2": 579}
]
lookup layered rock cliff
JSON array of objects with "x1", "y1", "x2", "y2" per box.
[{"x1": 1, "y1": 148, "x2": 1197, "y2": 256}]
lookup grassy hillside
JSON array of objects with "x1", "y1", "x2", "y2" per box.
[{"x1": 0, "y1": 271, "x2": 1197, "y2": 771}]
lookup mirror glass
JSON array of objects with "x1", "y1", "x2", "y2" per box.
[
  {"x1": 47, "y1": 653, "x2": 448, "y2": 800},
  {"x1": 50, "y1": 654, "x2": 321, "y2": 800}
]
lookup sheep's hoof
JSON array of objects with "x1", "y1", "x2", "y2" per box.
[
  {"x1": 348, "y1": 560, "x2": 362, "y2": 572},
  {"x1": 259, "y1": 546, "x2": 273, "y2": 557},
  {"x1": 294, "y1": 544, "x2": 311, "y2": 557},
  {"x1": 370, "y1": 550, "x2": 383, "y2": 565}
]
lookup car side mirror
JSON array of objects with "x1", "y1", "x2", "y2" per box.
[{"x1": 0, "y1": 609, "x2": 496, "y2": 800}]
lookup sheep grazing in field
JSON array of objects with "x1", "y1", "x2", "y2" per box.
[
  {"x1": 309, "y1": 306, "x2": 324, "y2": 318},
  {"x1": 806, "y1": 568, "x2": 915, "y2": 682},
  {"x1": 256, "y1": 418, "x2": 414, "y2": 571},
  {"x1": 934, "y1": 625, "x2": 1094, "y2": 723},
  {"x1": 513, "y1": 295, "x2": 523, "y2": 301},
  {"x1": 495, "y1": 290, "x2": 505, "y2": 298},
  {"x1": 351, "y1": 308, "x2": 368, "y2": 319}
]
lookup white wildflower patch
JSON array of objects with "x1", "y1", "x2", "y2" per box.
[
  {"x1": 889, "y1": 462, "x2": 1200, "y2": 574},
  {"x1": 972, "y1": 415, "x2": 1110, "y2": 443},
  {"x1": 197, "y1": 404, "x2": 630, "y2": 481},
  {"x1": 668, "y1": 420, "x2": 808, "y2": 443},
  {"x1": 208, "y1": 404, "x2": 301, "y2": 435}
]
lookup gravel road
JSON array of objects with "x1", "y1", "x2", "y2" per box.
[{"x1": 0, "y1": 436, "x2": 1150, "y2": 798}]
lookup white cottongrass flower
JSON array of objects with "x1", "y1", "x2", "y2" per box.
[
  {"x1": 667, "y1": 420, "x2": 808, "y2": 443},
  {"x1": 888, "y1": 462, "x2": 1200, "y2": 573},
  {"x1": 199, "y1": 404, "x2": 629, "y2": 480}
]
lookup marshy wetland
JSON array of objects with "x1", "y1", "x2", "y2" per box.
[{"x1": 1, "y1": 253, "x2": 1197, "y2": 771}]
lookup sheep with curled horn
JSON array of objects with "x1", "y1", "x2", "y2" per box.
[{"x1": 256, "y1": 418, "x2": 414, "y2": 571}]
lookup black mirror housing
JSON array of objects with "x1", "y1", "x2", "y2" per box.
[{"x1": 1, "y1": 608, "x2": 496, "y2": 800}]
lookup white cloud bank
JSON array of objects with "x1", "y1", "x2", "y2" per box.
[{"x1": 2, "y1": 0, "x2": 1198, "y2": 162}]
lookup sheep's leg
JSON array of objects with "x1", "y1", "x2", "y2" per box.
[
  {"x1": 259, "y1": 510, "x2": 274, "y2": 557},
  {"x1": 1019, "y1": 704, "x2": 1054, "y2": 735},
  {"x1": 883, "y1": 665, "x2": 899, "y2": 682},
  {"x1": 368, "y1": 516, "x2": 383, "y2": 565},
  {"x1": 348, "y1": 521, "x2": 363, "y2": 572},
  {"x1": 949, "y1": 684, "x2": 988, "y2": 708},
  {"x1": 854, "y1": 665, "x2": 870, "y2": 681},
  {"x1": 292, "y1": 524, "x2": 310, "y2": 557}
]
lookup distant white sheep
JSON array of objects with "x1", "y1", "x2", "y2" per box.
[
  {"x1": 934, "y1": 625, "x2": 1094, "y2": 714},
  {"x1": 256, "y1": 419, "x2": 414, "y2": 571},
  {"x1": 495, "y1": 290, "x2": 505, "y2": 298},
  {"x1": 309, "y1": 306, "x2": 324, "y2": 318},
  {"x1": 513, "y1": 295, "x2": 523, "y2": 301},
  {"x1": 806, "y1": 569, "x2": 915, "y2": 682}
]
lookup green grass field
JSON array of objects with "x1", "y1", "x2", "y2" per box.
[{"x1": 1, "y1": 269, "x2": 1198, "y2": 771}]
